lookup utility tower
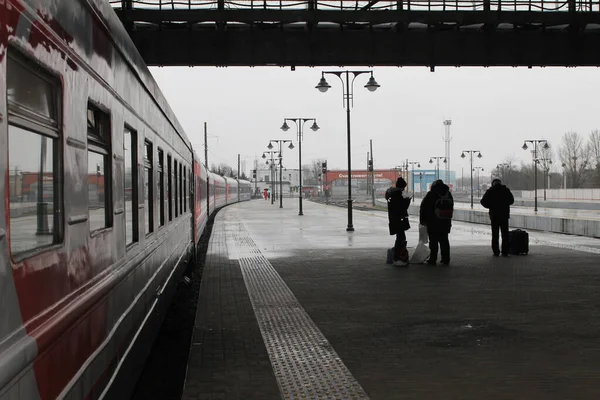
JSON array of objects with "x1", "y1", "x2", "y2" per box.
[{"x1": 443, "y1": 119, "x2": 452, "y2": 184}]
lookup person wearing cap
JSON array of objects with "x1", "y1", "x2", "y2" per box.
[
  {"x1": 480, "y1": 178, "x2": 515, "y2": 256},
  {"x1": 419, "y1": 179, "x2": 453, "y2": 266},
  {"x1": 385, "y1": 177, "x2": 412, "y2": 266}
]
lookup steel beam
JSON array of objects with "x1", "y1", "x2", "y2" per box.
[
  {"x1": 114, "y1": 9, "x2": 600, "y2": 26},
  {"x1": 127, "y1": 27, "x2": 600, "y2": 67}
]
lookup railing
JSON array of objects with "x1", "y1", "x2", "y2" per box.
[{"x1": 110, "y1": 0, "x2": 600, "y2": 12}]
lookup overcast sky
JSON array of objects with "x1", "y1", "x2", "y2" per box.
[{"x1": 148, "y1": 66, "x2": 599, "y2": 178}]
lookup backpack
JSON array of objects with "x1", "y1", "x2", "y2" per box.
[{"x1": 434, "y1": 192, "x2": 454, "y2": 219}]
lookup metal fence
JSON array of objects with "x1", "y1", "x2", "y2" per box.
[{"x1": 110, "y1": 0, "x2": 600, "y2": 12}]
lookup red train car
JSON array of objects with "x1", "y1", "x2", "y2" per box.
[{"x1": 0, "y1": 1, "x2": 250, "y2": 399}]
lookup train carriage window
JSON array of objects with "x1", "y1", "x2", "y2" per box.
[
  {"x1": 174, "y1": 160, "x2": 178, "y2": 218},
  {"x1": 7, "y1": 52, "x2": 63, "y2": 257},
  {"x1": 87, "y1": 103, "x2": 112, "y2": 232},
  {"x1": 189, "y1": 170, "x2": 193, "y2": 212},
  {"x1": 158, "y1": 149, "x2": 165, "y2": 227},
  {"x1": 144, "y1": 141, "x2": 153, "y2": 235},
  {"x1": 124, "y1": 127, "x2": 138, "y2": 245},
  {"x1": 167, "y1": 155, "x2": 172, "y2": 221},
  {"x1": 179, "y1": 163, "x2": 183, "y2": 213},
  {"x1": 183, "y1": 166, "x2": 187, "y2": 213}
]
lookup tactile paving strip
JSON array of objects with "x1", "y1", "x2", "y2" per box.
[{"x1": 225, "y1": 215, "x2": 370, "y2": 400}]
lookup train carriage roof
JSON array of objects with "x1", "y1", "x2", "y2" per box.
[{"x1": 86, "y1": 0, "x2": 192, "y2": 150}]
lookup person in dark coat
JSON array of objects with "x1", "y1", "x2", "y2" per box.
[
  {"x1": 385, "y1": 177, "x2": 411, "y2": 266},
  {"x1": 419, "y1": 179, "x2": 453, "y2": 266},
  {"x1": 480, "y1": 178, "x2": 515, "y2": 256}
]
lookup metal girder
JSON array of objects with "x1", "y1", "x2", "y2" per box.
[
  {"x1": 127, "y1": 28, "x2": 600, "y2": 67},
  {"x1": 115, "y1": 9, "x2": 600, "y2": 26}
]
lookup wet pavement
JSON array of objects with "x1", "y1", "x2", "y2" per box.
[{"x1": 184, "y1": 199, "x2": 600, "y2": 400}]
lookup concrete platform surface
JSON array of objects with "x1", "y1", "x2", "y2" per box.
[{"x1": 183, "y1": 199, "x2": 600, "y2": 400}]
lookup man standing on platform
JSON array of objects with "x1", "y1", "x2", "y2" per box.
[
  {"x1": 480, "y1": 178, "x2": 515, "y2": 257},
  {"x1": 385, "y1": 177, "x2": 411, "y2": 266},
  {"x1": 419, "y1": 179, "x2": 454, "y2": 266}
]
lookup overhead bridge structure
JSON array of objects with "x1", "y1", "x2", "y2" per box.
[{"x1": 110, "y1": 0, "x2": 600, "y2": 67}]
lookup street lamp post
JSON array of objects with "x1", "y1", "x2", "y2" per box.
[
  {"x1": 429, "y1": 157, "x2": 446, "y2": 180},
  {"x1": 407, "y1": 161, "x2": 420, "y2": 201},
  {"x1": 538, "y1": 158, "x2": 552, "y2": 201},
  {"x1": 262, "y1": 151, "x2": 280, "y2": 205},
  {"x1": 461, "y1": 150, "x2": 482, "y2": 209},
  {"x1": 522, "y1": 140, "x2": 549, "y2": 212},
  {"x1": 281, "y1": 118, "x2": 319, "y2": 216},
  {"x1": 473, "y1": 166, "x2": 484, "y2": 198},
  {"x1": 268, "y1": 140, "x2": 294, "y2": 209},
  {"x1": 316, "y1": 70, "x2": 381, "y2": 232}
]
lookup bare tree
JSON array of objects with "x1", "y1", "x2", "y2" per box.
[
  {"x1": 309, "y1": 158, "x2": 326, "y2": 185},
  {"x1": 210, "y1": 163, "x2": 235, "y2": 177},
  {"x1": 558, "y1": 132, "x2": 590, "y2": 188},
  {"x1": 302, "y1": 164, "x2": 312, "y2": 185},
  {"x1": 589, "y1": 130, "x2": 600, "y2": 186},
  {"x1": 492, "y1": 156, "x2": 518, "y2": 187}
]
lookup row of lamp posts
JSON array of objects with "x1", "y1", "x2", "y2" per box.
[
  {"x1": 280, "y1": 118, "x2": 319, "y2": 215},
  {"x1": 258, "y1": 69, "x2": 381, "y2": 232},
  {"x1": 257, "y1": 71, "x2": 588, "y2": 228},
  {"x1": 262, "y1": 150, "x2": 280, "y2": 205}
]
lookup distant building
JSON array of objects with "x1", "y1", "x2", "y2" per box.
[
  {"x1": 323, "y1": 168, "x2": 457, "y2": 199},
  {"x1": 254, "y1": 166, "x2": 301, "y2": 196}
]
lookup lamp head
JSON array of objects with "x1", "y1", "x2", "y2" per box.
[
  {"x1": 310, "y1": 121, "x2": 320, "y2": 131},
  {"x1": 543, "y1": 142, "x2": 550, "y2": 149},
  {"x1": 315, "y1": 75, "x2": 331, "y2": 93},
  {"x1": 522, "y1": 143, "x2": 528, "y2": 150},
  {"x1": 262, "y1": 154, "x2": 266, "y2": 159},
  {"x1": 429, "y1": 159, "x2": 433, "y2": 164},
  {"x1": 288, "y1": 142, "x2": 294, "y2": 150},
  {"x1": 280, "y1": 121, "x2": 290, "y2": 132},
  {"x1": 267, "y1": 143, "x2": 273, "y2": 150},
  {"x1": 443, "y1": 158, "x2": 447, "y2": 163},
  {"x1": 417, "y1": 163, "x2": 421, "y2": 168},
  {"x1": 364, "y1": 74, "x2": 380, "y2": 92},
  {"x1": 460, "y1": 152, "x2": 466, "y2": 159},
  {"x1": 477, "y1": 152, "x2": 482, "y2": 159}
]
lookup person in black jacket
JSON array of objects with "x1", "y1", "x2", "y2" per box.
[
  {"x1": 480, "y1": 178, "x2": 515, "y2": 256},
  {"x1": 419, "y1": 179, "x2": 453, "y2": 266},
  {"x1": 385, "y1": 177, "x2": 411, "y2": 266}
]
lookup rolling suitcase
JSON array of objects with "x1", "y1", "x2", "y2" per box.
[
  {"x1": 509, "y1": 229, "x2": 529, "y2": 255},
  {"x1": 386, "y1": 248, "x2": 394, "y2": 264}
]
